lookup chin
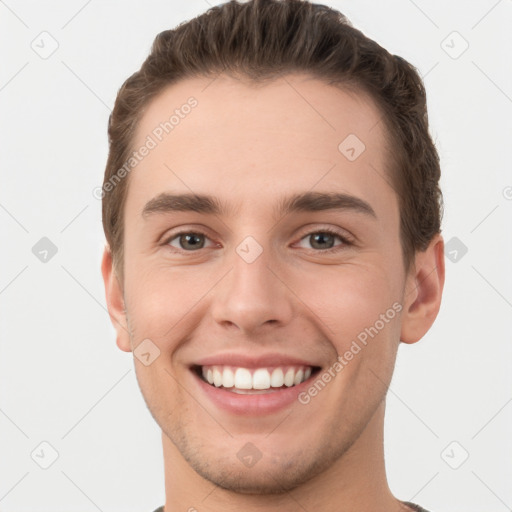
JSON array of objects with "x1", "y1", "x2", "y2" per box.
[
  {"x1": 176, "y1": 432, "x2": 351, "y2": 495},
  {"x1": 192, "y1": 463, "x2": 313, "y2": 495}
]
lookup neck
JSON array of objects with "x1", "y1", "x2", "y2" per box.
[{"x1": 161, "y1": 401, "x2": 404, "y2": 512}]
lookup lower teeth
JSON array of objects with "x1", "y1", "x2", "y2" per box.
[
  {"x1": 228, "y1": 388, "x2": 282, "y2": 394},
  {"x1": 202, "y1": 381, "x2": 291, "y2": 394}
]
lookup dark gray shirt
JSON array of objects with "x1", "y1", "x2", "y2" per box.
[{"x1": 152, "y1": 501, "x2": 430, "y2": 511}]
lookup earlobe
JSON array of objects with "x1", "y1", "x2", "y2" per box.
[
  {"x1": 400, "y1": 234, "x2": 445, "y2": 344},
  {"x1": 101, "y1": 246, "x2": 132, "y2": 352}
]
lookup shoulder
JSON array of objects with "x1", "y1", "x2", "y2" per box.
[{"x1": 403, "y1": 502, "x2": 431, "y2": 512}]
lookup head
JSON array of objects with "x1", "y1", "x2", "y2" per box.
[{"x1": 101, "y1": 0, "x2": 444, "y2": 496}]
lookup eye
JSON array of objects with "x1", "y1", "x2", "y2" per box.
[
  {"x1": 165, "y1": 231, "x2": 216, "y2": 251},
  {"x1": 162, "y1": 227, "x2": 353, "y2": 254},
  {"x1": 295, "y1": 228, "x2": 352, "y2": 252}
]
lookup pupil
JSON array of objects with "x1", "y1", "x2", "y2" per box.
[
  {"x1": 178, "y1": 233, "x2": 335, "y2": 251},
  {"x1": 312, "y1": 233, "x2": 334, "y2": 249},
  {"x1": 181, "y1": 233, "x2": 204, "y2": 250}
]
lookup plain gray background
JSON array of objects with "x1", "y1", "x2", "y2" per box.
[{"x1": 1, "y1": 1, "x2": 511, "y2": 511}]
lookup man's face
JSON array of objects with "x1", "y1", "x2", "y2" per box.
[{"x1": 113, "y1": 74, "x2": 413, "y2": 492}]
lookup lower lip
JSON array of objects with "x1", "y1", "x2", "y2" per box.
[{"x1": 191, "y1": 369, "x2": 318, "y2": 415}]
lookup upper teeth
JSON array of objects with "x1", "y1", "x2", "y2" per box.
[{"x1": 201, "y1": 366, "x2": 312, "y2": 390}]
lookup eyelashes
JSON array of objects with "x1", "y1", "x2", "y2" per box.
[
  {"x1": 293, "y1": 227, "x2": 353, "y2": 253},
  {"x1": 164, "y1": 231, "x2": 216, "y2": 251},
  {"x1": 162, "y1": 227, "x2": 354, "y2": 254}
]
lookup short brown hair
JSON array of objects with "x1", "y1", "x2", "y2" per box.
[{"x1": 102, "y1": 0, "x2": 443, "y2": 280}]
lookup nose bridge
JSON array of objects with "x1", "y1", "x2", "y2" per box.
[{"x1": 210, "y1": 235, "x2": 294, "y2": 334}]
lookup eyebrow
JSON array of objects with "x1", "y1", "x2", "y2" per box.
[{"x1": 141, "y1": 191, "x2": 377, "y2": 220}]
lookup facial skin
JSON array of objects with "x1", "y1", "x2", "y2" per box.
[{"x1": 102, "y1": 73, "x2": 445, "y2": 512}]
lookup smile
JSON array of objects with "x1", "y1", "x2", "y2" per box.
[
  {"x1": 189, "y1": 362, "x2": 323, "y2": 414},
  {"x1": 198, "y1": 365, "x2": 316, "y2": 393}
]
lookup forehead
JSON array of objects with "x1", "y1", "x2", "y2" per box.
[{"x1": 127, "y1": 73, "x2": 396, "y2": 222}]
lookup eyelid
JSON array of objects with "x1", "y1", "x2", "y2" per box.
[
  {"x1": 162, "y1": 228, "x2": 217, "y2": 250},
  {"x1": 294, "y1": 224, "x2": 355, "y2": 244},
  {"x1": 159, "y1": 224, "x2": 215, "y2": 244},
  {"x1": 161, "y1": 224, "x2": 355, "y2": 253},
  {"x1": 292, "y1": 226, "x2": 354, "y2": 253}
]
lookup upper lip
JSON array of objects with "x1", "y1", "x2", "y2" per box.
[{"x1": 192, "y1": 352, "x2": 321, "y2": 369}]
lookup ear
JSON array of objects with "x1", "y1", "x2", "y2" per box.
[
  {"x1": 101, "y1": 246, "x2": 132, "y2": 352},
  {"x1": 400, "y1": 233, "x2": 445, "y2": 344}
]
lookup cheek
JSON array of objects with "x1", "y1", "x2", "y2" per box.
[
  {"x1": 123, "y1": 261, "x2": 217, "y2": 344},
  {"x1": 309, "y1": 267, "x2": 402, "y2": 407},
  {"x1": 297, "y1": 263, "x2": 402, "y2": 339}
]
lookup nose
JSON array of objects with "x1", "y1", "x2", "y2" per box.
[{"x1": 210, "y1": 242, "x2": 294, "y2": 335}]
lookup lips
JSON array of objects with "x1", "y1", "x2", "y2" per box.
[
  {"x1": 188, "y1": 352, "x2": 322, "y2": 413},
  {"x1": 193, "y1": 352, "x2": 321, "y2": 369}
]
